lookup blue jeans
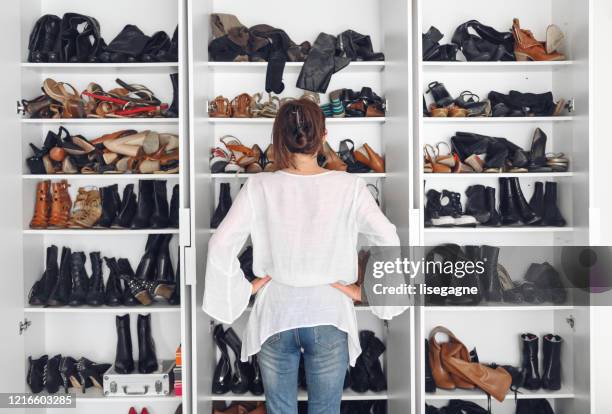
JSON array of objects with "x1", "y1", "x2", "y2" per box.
[{"x1": 258, "y1": 325, "x2": 349, "y2": 414}]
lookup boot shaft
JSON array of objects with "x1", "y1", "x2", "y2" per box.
[{"x1": 114, "y1": 314, "x2": 134, "y2": 374}]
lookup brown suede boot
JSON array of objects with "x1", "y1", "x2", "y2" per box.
[
  {"x1": 49, "y1": 180, "x2": 72, "y2": 228},
  {"x1": 30, "y1": 180, "x2": 50, "y2": 229}
]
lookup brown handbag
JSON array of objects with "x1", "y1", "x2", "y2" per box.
[{"x1": 429, "y1": 326, "x2": 474, "y2": 390}]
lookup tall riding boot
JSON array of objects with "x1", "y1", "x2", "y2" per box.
[
  {"x1": 528, "y1": 181, "x2": 545, "y2": 225},
  {"x1": 509, "y1": 177, "x2": 540, "y2": 224},
  {"x1": 68, "y1": 252, "x2": 89, "y2": 306},
  {"x1": 359, "y1": 330, "x2": 387, "y2": 392},
  {"x1": 150, "y1": 180, "x2": 169, "y2": 229},
  {"x1": 221, "y1": 327, "x2": 253, "y2": 394},
  {"x1": 483, "y1": 186, "x2": 501, "y2": 226},
  {"x1": 131, "y1": 180, "x2": 155, "y2": 228},
  {"x1": 212, "y1": 324, "x2": 232, "y2": 394},
  {"x1": 541, "y1": 182, "x2": 566, "y2": 227},
  {"x1": 156, "y1": 234, "x2": 174, "y2": 283},
  {"x1": 135, "y1": 234, "x2": 163, "y2": 280},
  {"x1": 114, "y1": 314, "x2": 135, "y2": 374},
  {"x1": 29, "y1": 245, "x2": 59, "y2": 305},
  {"x1": 169, "y1": 184, "x2": 179, "y2": 228},
  {"x1": 137, "y1": 314, "x2": 158, "y2": 373},
  {"x1": 168, "y1": 247, "x2": 181, "y2": 306},
  {"x1": 117, "y1": 258, "x2": 140, "y2": 306},
  {"x1": 104, "y1": 257, "x2": 123, "y2": 306},
  {"x1": 499, "y1": 177, "x2": 520, "y2": 225},
  {"x1": 30, "y1": 180, "x2": 50, "y2": 229},
  {"x1": 47, "y1": 247, "x2": 72, "y2": 306},
  {"x1": 520, "y1": 333, "x2": 541, "y2": 390},
  {"x1": 98, "y1": 184, "x2": 121, "y2": 228},
  {"x1": 112, "y1": 184, "x2": 137, "y2": 228},
  {"x1": 482, "y1": 245, "x2": 502, "y2": 302},
  {"x1": 542, "y1": 334, "x2": 562, "y2": 390},
  {"x1": 211, "y1": 183, "x2": 232, "y2": 228},
  {"x1": 86, "y1": 252, "x2": 105, "y2": 306}
]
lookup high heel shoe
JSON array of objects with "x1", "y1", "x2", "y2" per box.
[
  {"x1": 354, "y1": 143, "x2": 384, "y2": 173},
  {"x1": 59, "y1": 356, "x2": 79, "y2": 393},
  {"x1": 30, "y1": 180, "x2": 50, "y2": 229},
  {"x1": 527, "y1": 128, "x2": 550, "y2": 172},
  {"x1": 212, "y1": 325, "x2": 232, "y2": 394},
  {"x1": 49, "y1": 180, "x2": 72, "y2": 228},
  {"x1": 423, "y1": 145, "x2": 451, "y2": 173},
  {"x1": 321, "y1": 142, "x2": 347, "y2": 171},
  {"x1": 338, "y1": 139, "x2": 370, "y2": 173},
  {"x1": 76, "y1": 357, "x2": 111, "y2": 393}
]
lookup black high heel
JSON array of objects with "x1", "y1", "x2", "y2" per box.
[
  {"x1": 212, "y1": 325, "x2": 232, "y2": 394},
  {"x1": 59, "y1": 356, "x2": 79, "y2": 393},
  {"x1": 528, "y1": 128, "x2": 550, "y2": 172},
  {"x1": 76, "y1": 357, "x2": 111, "y2": 393}
]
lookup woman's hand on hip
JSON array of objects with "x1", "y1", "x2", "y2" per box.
[
  {"x1": 331, "y1": 282, "x2": 362, "y2": 302},
  {"x1": 251, "y1": 275, "x2": 272, "y2": 295}
]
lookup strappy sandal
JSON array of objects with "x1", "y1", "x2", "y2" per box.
[
  {"x1": 43, "y1": 78, "x2": 85, "y2": 118},
  {"x1": 435, "y1": 142, "x2": 455, "y2": 167},
  {"x1": 301, "y1": 91, "x2": 320, "y2": 104},
  {"x1": 424, "y1": 144, "x2": 451, "y2": 173},
  {"x1": 429, "y1": 104, "x2": 448, "y2": 117},
  {"x1": 209, "y1": 96, "x2": 232, "y2": 118},
  {"x1": 231, "y1": 93, "x2": 253, "y2": 118},
  {"x1": 220, "y1": 135, "x2": 257, "y2": 167},
  {"x1": 259, "y1": 94, "x2": 281, "y2": 118},
  {"x1": 115, "y1": 78, "x2": 161, "y2": 106},
  {"x1": 246, "y1": 144, "x2": 264, "y2": 173},
  {"x1": 546, "y1": 152, "x2": 569, "y2": 172}
]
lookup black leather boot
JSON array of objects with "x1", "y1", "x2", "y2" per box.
[
  {"x1": 136, "y1": 235, "x2": 163, "y2": 280},
  {"x1": 29, "y1": 245, "x2": 59, "y2": 305},
  {"x1": 483, "y1": 186, "x2": 501, "y2": 226},
  {"x1": 358, "y1": 330, "x2": 387, "y2": 392},
  {"x1": 212, "y1": 325, "x2": 232, "y2": 394},
  {"x1": 27, "y1": 355, "x2": 48, "y2": 393},
  {"x1": 156, "y1": 235, "x2": 174, "y2": 283},
  {"x1": 150, "y1": 180, "x2": 169, "y2": 229},
  {"x1": 520, "y1": 333, "x2": 541, "y2": 390},
  {"x1": 465, "y1": 185, "x2": 490, "y2": 224},
  {"x1": 425, "y1": 339, "x2": 436, "y2": 392},
  {"x1": 114, "y1": 314, "x2": 134, "y2": 374},
  {"x1": 59, "y1": 356, "x2": 78, "y2": 393},
  {"x1": 116, "y1": 258, "x2": 140, "y2": 306},
  {"x1": 104, "y1": 257, "x2": 123, "y2": 306},
  {"x1": 222, "y1": 327, "x2": 253, "y2": 394},
  {"x1": 541, "y1": 182, "x2": 566, "y2": 227},
  {"x1": 499, "y1": 178, "x2": 520, "y2": 225},
  {"x1": 164, "y1": 73, "x2": 179, "y2": 118},
  {"x1": 86, "y1": 252, "x2": 105, "y2": 306},
  {"x1": 45, "y1": 354, "x2": 62, "y2": 394},
  {"x1": 168, "y1": 247, "x2": 181, "y2": 306},
  {"x1": 452, "y1": 245, "x2": 483, "y2": 305},
  {"x1": 524, "y1": 262, "x2": 567, "y2": 304},
  {"x1": 169, "y1": 184, "x2": 179, "y2": 228},
  {"x1": 484, "y1": 140, "x2": 508, "y2": 170},
  {"x1": 250, "y1": 354, "x2": 264, "y2": 395},
  {"x1": 132, "y1": 180, "x2": 155, "y2": 228},
  {"x1": 28, "y1": 15, "x2": 61, "y2": 63},
  {"x1": 98, "y1": 184, "x2": 121, "y2": 227},
  {"x1": 542, "y1": 334, "x2": 562, "y2": 390},
  {"x1": 137, "y1": 314, "x2": 158, "y2": 373},
  {"x1": 68, "y1": 252, "x2": 89, "y2": 306},
  {"x1": 482, "y1": 245, "x2": 502, "y2": 302},
  {"x1": 112, "y1": 184, "x2": 137, "y2": 228},
  {"x1": 211, "y1": 183, "x2": 232, "y2": 228},
  {"x1": 47, "y1": 247, "x2": 72, "y2": 306},
  {"x1": 529, "y1": 181, "x2": 545, "y2": 225},
  {"x1": 76, "y1": 357, "x2": 111, "y2": 393},
  {"x1": 509, "y1": 178, "x2": 540, "y2": 224},
  {"x1": 451, "y1": 132, "x2": 490, "y2": 163}
]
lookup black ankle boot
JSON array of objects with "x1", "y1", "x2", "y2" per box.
[
  {"x1": 509, "y1": 178, "x2": 540, "y2": 224},
  {"x1": 541, "y1": 182, "x2": 566, "y2": 227},
  {"x1": 426, "y1": 81, "x2": 454, "y2": 108},
  {"x1": 59, "y1": 356, "x2": 78, "y2": 393},
  {"x1": 483, "y1": 186, "x2": 501, "y2": 226},
  {"x1": 47, "y1": 247, "x2": 72, "y2": 306},
  {"x1": 136, "y1": 235, "x2": 163, "y2": 280},
  {"x1": 520, "y1": 333, "x2": 541, "y2": 390},
  {"x1": 137, "y1": 314, "x2": 158, "y2": 373},
  {"x1": 68, "y1": 252, "x2": 89, "y2": 306},
  {"x1": 465, "y1": 185, "x2": 490, "y2": 224},
  {"x1": 168, "y1": 247, "x2": 180, "y2": 305},
  {"x1": 222, "y1": 327, "x2": 253, "y2": 394},
  {"x1": 211, "y1": 183, "x2": 232, "y2": 228},
  {"x1": 150, "y1": 180, "x2": 169, "y2": 229},
  {"x1": 104, "y1": 257, "x2": 123, "y2": 306},
  {"x1": 250, "y1": 354, "x2": 264, "y2": 395},
  {"x1": 86, "y1": 252, "x2": 105, "y2": 306},
  {"x1": 98, "y1": 184, "x2": 121, "y2": 227},
  {"x1": 156, "y1": 234, "x2": 174, "y2": 283},
  {"x1": 212, "y1": 325, "x2": 232, "y2": 394},
  {"x1": 114, "y1": 314, "x2": 134, "y2": 374},
  {"x1": 132, "y1": 180, "x2": 155, "y2": 228},
  {"x1": 529, "y1": 181, "x2": 545, "y2": 225},
  {"x1": 482, "y1": 245, "x2": 502, "y2": 302},
  {"x1": 112, "y1": 184, "x2": 137, "y2": 228},
  {"x1": 29, "y1": 245, "x2": 59, "y2": 305},
  {"x1": 358, "y1": 330, "x2": 387, "y2": 392},
  {"x1": 27, "y1": 355, "x2": 48, "y2": 393},
  {"x1": 542, "y1": 334, "x2": 562, "y2": 390},
  {"x1": 116, "y1": 258, "x2": 140, "y2": 306},
  {"x1": 164, "y1": 73, "x2": 179, "y2": 118},
  {"x1": 169, "y1": 184, "x2": 179, "y2": 228},
  {"x1": 499, "y1": 178, "x2": 520, "y2": 225},
  {"x1": 425, "y1": 340, "x2": 436, "y2": 392},
  {"x1": 524, "y1": 262, "x2": 567, "y2": 304},
  {"x1": 45, "y1": 354, "x2": 62, "y2": 394}
]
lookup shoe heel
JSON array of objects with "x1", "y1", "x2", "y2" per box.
[{"x1": 514, "y1": 52, "x2": 532, "y2": 61}]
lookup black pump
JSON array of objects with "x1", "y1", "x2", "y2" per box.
[
  {"x1": 86, "y1": 252, "x2": 105, "y2": 306},
  {"x1": 29, "y1": 245, "x2": 59, "y2": 305},
  {"x1": 114, "y1": 314, "x2": 135, "y2": 374},
  {"x1": 68, "y1": 252, "x2": 89, "y2": 306},
  {"x1": 212, "y1": 324, "x2": 232, "y2": 394},
  {"x1": 47, "y1": 247, "x2": 72, "y2": 306},
  {"x1": 528, "y1": 128, "x2": 549, "y2": 171},
  {"x1": 221, "y1": 327, "x2": 253, "y2": 394},
  {"x1": 137, "y1": 314, "x2": 158, "y2": 373},
  {"x1": 521, "y1": 333, "x2": 541, "y2": 390}
]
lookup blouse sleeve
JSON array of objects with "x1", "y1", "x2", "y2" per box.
[
  {"x1": 202, "y1": 181, "x2": 254, "y2": 324},
  {"x1": 355, "y1": 180, "x2": 408, "y2": 320}
]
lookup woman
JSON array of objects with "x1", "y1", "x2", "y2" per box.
[{"x1": 203, "y1": 98, "x2": 400, "y2": 414}]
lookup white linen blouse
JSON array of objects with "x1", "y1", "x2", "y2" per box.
[{"x1": 202, "y1": 170, "x2": 402, "y2": 365}]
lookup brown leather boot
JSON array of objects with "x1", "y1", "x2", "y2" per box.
[
  {"x1": 49, "y1": 180, "x2": 72, "y2": 228},
  {"x1": 30, "y1": 180, "x2": 51, "y2": 229},
  {"x1": 512, "y1": 18, "x2": 565, "y2": 61},
  {"x1": 429, "y1": 326, "x2": 456, "y2": 390},
  {"x1": 68, "y1": 188, "x2": 102, "y2": 229},
  {"x1": 322, "y1": 142, "x2": 347, "y2": 171},
  {"x1": 354, "y1": 143, "x2": 385, "y2": 173}
]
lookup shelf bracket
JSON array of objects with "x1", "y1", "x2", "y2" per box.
[{"x1": 19, "y1": 318, "x2": 31, "y2": 335}]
